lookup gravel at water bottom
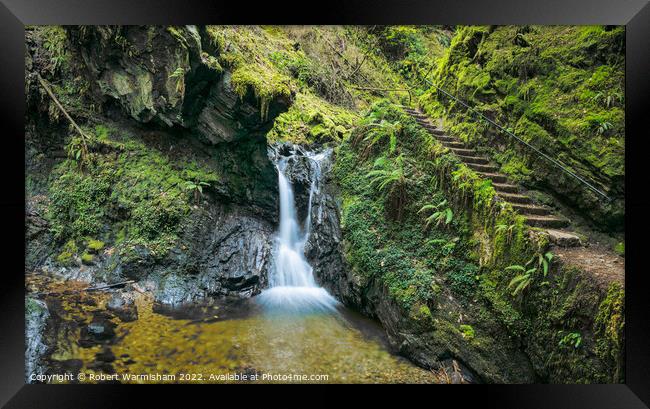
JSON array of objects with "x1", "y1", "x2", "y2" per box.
[{"x1": 28, "y1": 275, "x2": 437, "y2": 384}]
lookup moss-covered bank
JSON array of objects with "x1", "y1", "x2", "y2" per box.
[
  {"x1": 418, "y1": 26, "x2": 624, "y2": 232},
  {"x1": 333, "y1": 100, "x2": 624, "y2": 383}
]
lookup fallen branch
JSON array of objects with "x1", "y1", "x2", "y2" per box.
[
  {"x1": 32, "y1": 280, "x2": 136, "y2": 297},
  {"x1": 36, "y1": 72, "x2": 89, "y2": 158},
  {"x1": 85, "y1": 280, "x2": 136, "y2": 292}
]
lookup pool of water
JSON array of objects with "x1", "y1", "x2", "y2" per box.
[{"x1": 27, "y1": 274, "x2": 437, "y2": 383}]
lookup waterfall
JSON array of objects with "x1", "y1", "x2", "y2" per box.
[{"x1": 257, "y1": 146, "x2": 339, "y2": 314}]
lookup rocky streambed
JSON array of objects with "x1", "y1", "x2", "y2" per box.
[{"x1": 26, "y1": 274, "x2": 440, "y2": 384}]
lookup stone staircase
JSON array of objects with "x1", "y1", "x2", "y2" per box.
[{"x1": 403, "y1": 107, "x2": 574, "y2": 232}]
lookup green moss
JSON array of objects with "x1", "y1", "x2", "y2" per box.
[
  {"x1": 613, "y1": 242, "x2": 624, "y2": 256},
  {"x1": 231, "y1": 64, "x2": 293, "y2": 120},
  {"x1": 46, "y1": 124, "x2": 220, "y2": 261},
  {"x1": 86, "y1": 239, "x2": 105, "y2": 253},
  {"x1": 459, "y1": 324, "x2": 475, "y2": 340},
  {"x1": 267, "y1": 92, "x2": 358, "y2": 144},
  {"x1": 81, "y1": 252, "x2": 94, "y2": 265},
  {"x1": 420, "y1": 25, "x2": 625, "y2": 229},
  {"x1": 56, "y1": 240, "x2": 78, "y2": 266},
  {"x1": 594, "y1": 282, "x2": 625, "y2": 383}
]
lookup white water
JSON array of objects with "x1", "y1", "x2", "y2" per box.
[{"x1": 257, "y1": 149, "x2": 339, "y2": 314}]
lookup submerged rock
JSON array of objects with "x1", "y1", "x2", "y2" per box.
[
  {"x1": 106, "y1": 292, "x2": 138, "y2": 322},
  {"x1": 79, "y1": 312, "x2": 117, "y2": 347}
]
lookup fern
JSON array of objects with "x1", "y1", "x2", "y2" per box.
[
  {"x1": 367, "y1": 154, "x2": 409, "y2": 221},
  {"x1": 418, "y1": 199, "x2": 454, "y2": 229},
  {"x1": 505, "y1": 251, "x2": 553, "y2": 297}
]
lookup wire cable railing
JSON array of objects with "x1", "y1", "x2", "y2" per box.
[{"x1": 419, "y1": 77, "x2": 611, "y2": 202}]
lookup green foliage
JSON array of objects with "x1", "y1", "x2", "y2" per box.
[
  {"x1": 267, "y1": 92, "x2": 357, "y2": 144},
  {"x1": 56, "y1": 239, "x2": 78, "y2": 266},
  {"x1": 183, "y1": 180, "x2": 210, "y2": 205},
  {"x1": 47, "y1": 125, "x2": 218, "y2": 260},
  {"x1": 594, "y1": 282, "x2": 625, "y2": 382},
  {"x1": 48, "y1": 171, "x2": 111, "y2": 240},
  {"x1": 506, "y1": 251, "x2": 553, "y2": 297},
  {"x1": 81, "y1": 252, "x2": 94, "y2": 265},
  {"x1": 419, "y1": 25, "x2": 625, "y2": 229},
  {"x1": 367, "y1": 155, "x2": 408, "y2": 221},
  {"x1": 419, "y1": 200, "x2": 454, "y2": 228},
  {"x1": 168, "y1": 67, "x2": 185, "y2": 93},
  {"x1": 558, "y1": 331, "x2": 582, "y2": 349},
  {"x1": 86, "y1": 239, "x2": 105, "y2": 253},
  {"x1": 459, "y1": 324, "x2": 476, "y2": 340},
  {"x1": 41, "y1": 26, "x2": 69, "y2": 74},
  {"x1": 231, "y1": 64, "x2": 293, "y2": 120},
  {"x1": 363, "y1": 120, "x2": 402, "y2": 156},
  {"x1": 613, "y1": 242, "x2": 624, "y2": 257}
]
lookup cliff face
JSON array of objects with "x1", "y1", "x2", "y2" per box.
[{"x1": 25, "y1": 26, "x2": 293, "y2": 302}]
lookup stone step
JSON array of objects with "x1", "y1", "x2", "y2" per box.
[
  {"x1": 442, "y1": 141, "x2": 466, "y2": 148},
  {"x1": 478, "y1": 172, "x2": 508, "y2": 183},
  {"x1": 449, "y1": 147, "x2": 476, "y2": 156},
  {"x1": 545, "y1": 229, "x2": 582, "y2": 247},
  {"x1": 415, "y1": 118, "x2": 431, "y2": 124},
  {"x1": 499, "y1": 192, "x2": 532, "y2": 204},
  {"x1": 525, "y1": 215, "x2": 570, "y2": 229},
  {"x1": 429, "y1": 128, "x2": 445, "y2": 136},
  {"x1": 510, "y1": 203, "x2": 551, "y2": 216},
  {"x1": 492, "y1": 183, "x2": 519, "y2": 193},
  {"x1": 437, "y1": 135, "x2": 456, "y2": 142},
  {"x1": 467, "y1": 162, "x2": 499, "y2": 173},
  {"x1": 458, "y1": 155, "x2": 489, "y2": 165}
]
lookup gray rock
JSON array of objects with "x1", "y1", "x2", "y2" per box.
[
  {"x1": 25, "y1": 297, "x2": 49, "y2": 382},
  {"x1": 106, "y1": 292, "x2": 138, "y2": 322}
]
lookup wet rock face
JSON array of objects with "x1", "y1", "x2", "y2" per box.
[
  {"x1": 68, "y1": 26, "x2": 206, "y2": 127},
  {"x1": 196, "y1": 71, "x2": 292, "y2": 145},
  {"x1": 67, "y1": 26, "x2": 292, "y2": 145},
  {"x1": 270, "y1": 143, "x2": 350, "y2": 300},
  {"x1": 26, "y1": 197, "x2": 55, "y2": 272},
  {"x1": 152, "y1": 205, "x2": 275, "y2": 305},
  {"x1": 25, "y1": 298, "x2": 50, "y2": 381}
]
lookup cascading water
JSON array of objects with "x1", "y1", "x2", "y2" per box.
[{"x1": 257, "y1": 146, "x2": 339, "y2": 313}]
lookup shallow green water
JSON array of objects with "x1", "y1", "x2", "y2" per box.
[{"x1": 29, "y1": 275, "x2": 436, "y2": 383}]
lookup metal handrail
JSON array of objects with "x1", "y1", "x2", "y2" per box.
[{"x1": 420, "y1": 77, "x2": 611, "y2": 202}]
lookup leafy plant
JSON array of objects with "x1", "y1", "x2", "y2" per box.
[
  {"x1": 169, "y1": 67, "x2": 186, "y2": 93},
  {"x1": 426, "y1": 237, "x2": 459, "y2": 256},
  {"x1": 591, "y1": 91, "x2": 623, "y2": 108},
  {"x1": 558, "y1": 331, "x2": 582, "y2": 349},
  {"x1": 183, "y1": 180, "x2": 210, "y2": 205},
  {"x1": 506, "y1": 251, "x2": 553, "y2": 296},
  {"x1": 459, "y1": 324, "x2": 476, "y2": 340},
  {"x1": 595, "y1": 120, "x2": 613, "y2": 136},
  {"x1": 367, "y1": 155, "x2": 408, "y2": 221},
  {"x1": 367, "y1": 120, "x2": 402, "y2": 152},
  {"x1": 418, "y1": 199, "x2": 453, "y2": 229},
  {"x1": 495, "y1": 222, "x2": 517, "y2": 244}
]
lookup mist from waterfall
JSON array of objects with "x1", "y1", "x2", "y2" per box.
[{"x1": 257, "y1": 147, "x2": 339, "y2": 314}]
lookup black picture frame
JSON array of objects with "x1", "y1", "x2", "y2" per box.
[{"x1": 1, "y1": 0, "x2": 648, "y2": 407}]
